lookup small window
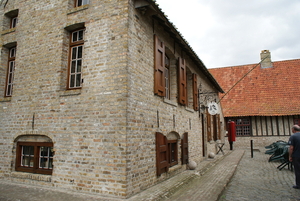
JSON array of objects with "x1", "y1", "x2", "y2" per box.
[
  {"x1": 294, "y1": 119, "x2": 300, "y2": 126},
  {"x1": 68, "y1": 29, "x2": 84, "y2": 89},
  {"x1": 4, "y1": 9, "x2": 18, "y2": 30},
  {"x1": 11, "y1": 16, "x2": 17, "y2": 28},
  {"x1": 232, "y1": 118, "x2": 251, "y2": 136},
  {"x1": 15, "y1": 142, "x2": 54, "y2": 175},
  {"x1": 168, "y1": 140, "x2": 178, "y2": 167},
  {"x1": 5, "y1": 47, "x2": 16, "y2": 97},
  {"x1": 75, "y1": 0, "x2": 89, "y2": 7}
]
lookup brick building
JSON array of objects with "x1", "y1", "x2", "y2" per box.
[
  {"x1": 0, "y1": 0, "x2": 224, "y2": 198},
  {"x1": 209, "y1": 50, "x2": 300, "y2": 148}
]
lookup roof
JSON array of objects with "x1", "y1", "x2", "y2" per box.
[
  {"x1": 209, "y1": 59, "x2": 300, "y2": 117},
  {"x1": 135, "y1": 0, "x2": 224, "y2": 93}
]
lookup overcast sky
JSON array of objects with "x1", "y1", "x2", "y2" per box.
[{"x1": 155, "y1": 0, "x2": 300, "y2": 68}]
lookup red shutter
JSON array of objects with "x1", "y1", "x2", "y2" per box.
[
  {"x1": 154, "y1": 35, "x2": 165, "y2": 97},
  {"x1": 178, "y1": 57, "x2": 187, "y2": 105},
  {"x1": 181, "y1": 132, "x2": 188, "y2": 165},
  {"x1": 156, "y1": 132, "x2": 169, "y2": 176},
  {"x1": 192, "y1": 73, "x2": 199, "y2": 111}
]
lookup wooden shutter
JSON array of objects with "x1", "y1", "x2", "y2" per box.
[
  {"x1": 206, "y1": 109, "x2": 212, "y2": 142},
  {"x1": 192, "y1": 73, "x2": 199, "y2": 111},
  {"x1": 154, "y1": 35, "x2": 165, "y2": 97},
  {"x1": 178, "y1": 57, "x2": 187, "y2": 105},
  {"x1": 181, "y1": 132, "x2": 188, "y2": 165},
  {"x1": 156, "y1": 132, "x2": 169, "y2": 176},
  {"x1": 217, "y1": 114, "x2": 221, "y2": 140},
  {"x1": 213, "y1": 114, "x2": 218, "y2": 141}
]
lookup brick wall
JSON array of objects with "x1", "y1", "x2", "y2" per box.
[{"x1": 0, "y1": 0, "x2": 225, "y2": 198}]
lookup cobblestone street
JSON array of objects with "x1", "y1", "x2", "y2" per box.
[
  {"x1": 1, "y1": 148, "x2": 300, "y2": 201},
  {"x1": 219, "y1": 149, "x2": 300, "y2": 201}
]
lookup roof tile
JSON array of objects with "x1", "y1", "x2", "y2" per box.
[{"x1": 209, "y1": 59, "x2": 300, "y2": 117}]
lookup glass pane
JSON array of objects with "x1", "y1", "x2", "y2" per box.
[
  {"x1": 22, "y1": 156, "x2": 30, "y2": 166},
  {"x1": 77, "y1": 60, "x2": 82, "y2": 72},
  {"x1": 10, "y1": 48, "x2": 16, "y2": 58},
  {"x1": 70, "y1": 75, "x2": 75, "y2": 87},
  {"x1": 236, "y1": 127, "x2": 242, "y2": 135},
  {"x1": 78, "y1": 30, "x2": 84, "y2": 41},
  {"x1": 40, "y1": 157, "x2": 47, "y2": 168},
  {"x1": 76, "y1": 74, "x2": 81, "y2": 87},
  {"x1": 6, "y1": 85, "x2": 11, "y2": 96},
  {"x1": 243, "y1": 119, "x2": 250, "y2": 124},
  {"x1": 49, "y1": 158, "x2": 53, "y2": 169},
  {"x1": 71, "y1": 61, "x2": 76, "y2": 73},
  {"x1": 72, "y1": 47, "x2": 77, "y2": 59},
  {"x1": 72, "y1": 32, "x2": 78, "y2": 42},
  {"x1": 8, "y1": 73, "x2": 13, "y2": 83},
  {"x1": 77, "y1": 46, "x2": 83, "y2": 58},
  {"x1": 49, "y1": 148, "x2": 54, "y2": 157},
  {"x1": 9, "y1": 61, "x2": 15, "y2": 72},
  {"x1": 23, "y1": 146, "x2": 34, "y2": 155},
  {"x1": 40, "y1": 147, "x2": 47, "y2": 156}
]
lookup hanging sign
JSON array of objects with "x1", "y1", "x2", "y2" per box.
[{"x1": 208, "y1": 102, "x2": 219, "y2": 115}]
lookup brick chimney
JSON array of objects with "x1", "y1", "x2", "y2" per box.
[{"x1": 260, "y1": 50, "x2": 272, "y2": 68}]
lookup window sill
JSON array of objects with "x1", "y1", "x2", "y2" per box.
[
  {"x1": 59, "y1": 89, "x2": 81, "y2": 97},
  {"x1": 2, "y1": 28, "x2": 16, "y2": 35},
  {"x1": 11, "y1": 172, "x2": 51, "y2": 182},
  {"x1": 0, "y1": 97, "x2": 11, "y2": 102},
  {"x1": 168, "y1": 164, "x2": 182, "y2": 173},
  {"x1": 163, "y1": 98, "x2": 178, "y2": 107},
  {"x1": 67, "y1": 4, "x2": 89, "y2": 15},
  {"x1": 185, "y1": 107, "x2": 194, "y2": 113}
]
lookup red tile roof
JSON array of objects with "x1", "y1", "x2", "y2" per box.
[{"x1": 209, "y1": 59, "x2": 300, "y2": 117}]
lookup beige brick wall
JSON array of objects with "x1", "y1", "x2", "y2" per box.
[{"x1": 0, "y1": 0, "x2": 225, "y2": 198}]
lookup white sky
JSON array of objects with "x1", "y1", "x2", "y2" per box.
[{"x1": 155, "y1": 0, "x2": 300, "y2": 68}]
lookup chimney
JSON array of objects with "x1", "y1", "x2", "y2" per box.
[{"x1": 260, "y1": 50, "x2": 272, "y2": 68}]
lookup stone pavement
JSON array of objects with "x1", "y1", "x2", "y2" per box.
[
  {"x1": 0, "y1": 148, "x2": 298, "y2": 201},
  {"x1": 219, "y1": 149, "x2": 300, "y2": 201},
  {"x1": 131, "y1": 149, "x2": 243, "y2": 201},
  {"x1": 0, "y1": 149, "x2": 240, "y2": 201}
]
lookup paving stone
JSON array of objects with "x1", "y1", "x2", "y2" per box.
[{"x1": 1, "y1": 148, "x2": 298, "y2": 201}]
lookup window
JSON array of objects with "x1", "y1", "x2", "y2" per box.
[
  {"x1": 68, "y1": 29, "x2": 84, "y2": 89},
  {"x1": 294, "y1": 118, "x2": 300, "y2": 126},
  {"x1": 156, "y1": 132, "x2": 188, "y2": 176},
  {"x1": 4, "y1": 9, "x2": 18, "y2": 30},
  {"x1": 168, "y1": 140, "x2": 178, "y2": 167},
  {"x1": 11, "y1": 16, "x2": 17, "y2": 28},
  {"x1": 154, "y1": 35, "x2": 187, "y2": 105},
  {"x1": 5, "y1": 47, "x2": 16, "y2": 97},
  {"x1": 15, "y1": 142, "x2": 54, "y2": 175},
  {"x1": 231, "y1": 118, "x2": 251, "y2": 136},
  {"x1": 75, "y1": 0, "x2": 89, "y2": 7}
]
